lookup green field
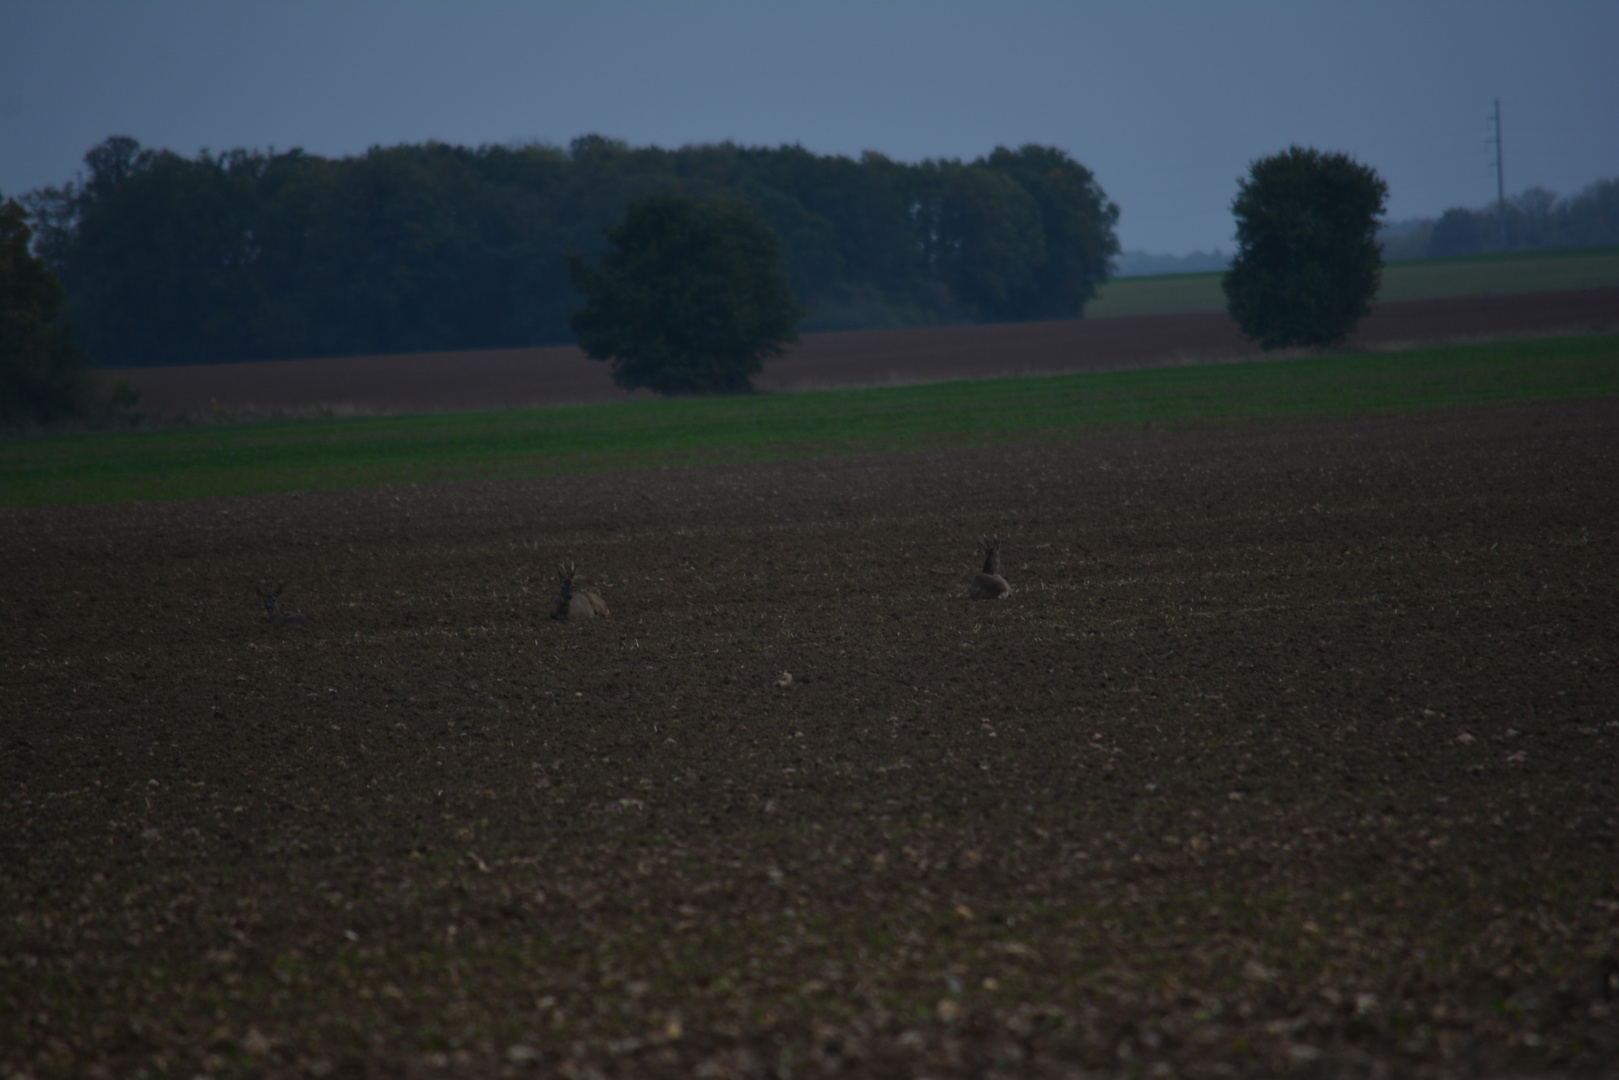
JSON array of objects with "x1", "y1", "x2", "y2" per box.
[
  {"x1": 1087, "y1": 244, "x2": 1619, "y2": 319},
  {"x1": 4, "y1": 333, "x2": 1616, "y2": 508}
]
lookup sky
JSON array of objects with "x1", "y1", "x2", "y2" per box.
[{"x1": 3, "y1": 1, "x2": 1616, "y2": 255}]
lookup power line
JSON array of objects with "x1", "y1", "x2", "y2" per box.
[{"x1": 1486, "y1": 99, "x2": 1506, "y2": 247}]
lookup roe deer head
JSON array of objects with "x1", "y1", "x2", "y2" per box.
[{"x1": 254, "y1": 581, "x2": 311, "y2": 628}]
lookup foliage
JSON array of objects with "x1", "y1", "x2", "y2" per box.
[
  {"x1": 566, "y1": 194, "x2": 805, "y2": 395},
  {"x1": 1222, "y1": 147, "x2": 1388, "y2": 349},
  {"x1": 923, "y1": 164, "x2": 1047, "y2": 321},
  {"x1": 1425, "y1": 178, "x2": 1619, "y2": 257},
  {"x1": 1428, "y1": 207, "x2": 1488, "y2": 258},
  {"x1": 23, "y1": 137, "x2": 1119, "y2": 367},
  {"x1": 976, "y1": 145, "x2": 1120, "y2": 319},
  {"x1": 0, "y1": 192, "x2": 94, "y2": 424},
  {"x1": 3, "y1": 333, "x2": 1612, "y2": 507}
]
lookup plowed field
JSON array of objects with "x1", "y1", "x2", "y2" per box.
[{"x1": 4, "y1": 399, "x2": 1617, "y2": 1078}]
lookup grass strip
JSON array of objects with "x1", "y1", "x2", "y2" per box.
[
  {"x1": 2, "y1": 333, "x2": 1616, "y2": 507},
  {"x1": 1087, "y1": 245, "x2": 1619, "y2": 318}
]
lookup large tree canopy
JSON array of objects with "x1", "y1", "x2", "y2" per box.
[
  {"x1": 964, "y1": 145, "x2": 1120, "y2": 321},
  {"x1": 24, "y1": 136, "x2": 1120, "y2": 367},
  {"x1": 1, "y1": 192, "x2": 93, "y2": 424},
  {"x1": 1222, "y1": 146, "x2": 1388, "y2": 349},
  {"x1": 566, "y1": 194, "x2": 804, "y2": 396}
]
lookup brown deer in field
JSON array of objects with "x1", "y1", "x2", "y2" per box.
[
  {"x1": 552, "y1": 562, "x2": 610, "y2": 620},
  {"x1": 254, "y1": 581, "x2": 311, "y2": 628},
  {"x1": 968, "y1": 536, "x2": 1011, "y2": 599}
]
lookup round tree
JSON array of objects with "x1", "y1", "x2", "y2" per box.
[
  {"x1": 566, "y1": 194, "x2": 805, "y2": 395},
  {"x1": 1221, "y1": 146, "x2": 1388, "y2": 349}
]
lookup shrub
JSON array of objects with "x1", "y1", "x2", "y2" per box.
[
  {"x1": 566, "y1": 194, "x2": 804, "y2": 395},
  {"x1": 1222, "y1": 147, "x2": 1388, "y2": 349}
]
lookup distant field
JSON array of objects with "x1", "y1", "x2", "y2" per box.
[
  {"x1": 1087, "y1": 245, "x2": 1619, "y2": 319},
  {"x1": 5, "y1": 333, "x2": 1616, "y2": 508},
  {"x1": 1086, "y1": 272, "x2": 1229, "y2": 319}
]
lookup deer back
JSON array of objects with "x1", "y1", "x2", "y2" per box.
[
  {"x1": 552, "y1": 562, "x2": 609, "y2": 620},
  {"x1": 571, "y1": 590, "x2": 610, "y2": 619},
  {"x1": 969, "y1": 572, "x2": 1011, "y2": 600}
]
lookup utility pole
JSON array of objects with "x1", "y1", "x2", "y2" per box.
[{"x1": 1486, "y1": 99, "x2": 1507, "y2": 248}]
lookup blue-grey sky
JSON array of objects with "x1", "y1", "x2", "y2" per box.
[{"x1": 3, "y1": 1, "x2": 1615, "y2": 254}]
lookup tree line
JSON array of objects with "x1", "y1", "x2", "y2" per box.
[
  {"x1": 20, "y1": 136, "x2": 1121, "y2": 368},
  {"x1": 1408, "y1": 178, "x2": 1618, "y2": 259}
]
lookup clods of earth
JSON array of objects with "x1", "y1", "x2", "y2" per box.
[{"x1": 4, "y1": 400, "x2": 1617, "y2": 1078}]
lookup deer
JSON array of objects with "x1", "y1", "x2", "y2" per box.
[
  {"x1": 253, "y1": 580, "x2": 311, "y2": 628},
  {"x1": 968, "y1": 536, "x2": 1011, "y2": 600},
  {"x1": 552, "y1": 562, "x2": 610, "y2": 620}
]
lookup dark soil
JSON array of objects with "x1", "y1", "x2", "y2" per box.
[
  {"x1": 119, "y1": 289, "x2": 1619, "y2": 418},
  {"x1": 4, "y1": 401, "x2": 1618, "y2": 1079}
]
